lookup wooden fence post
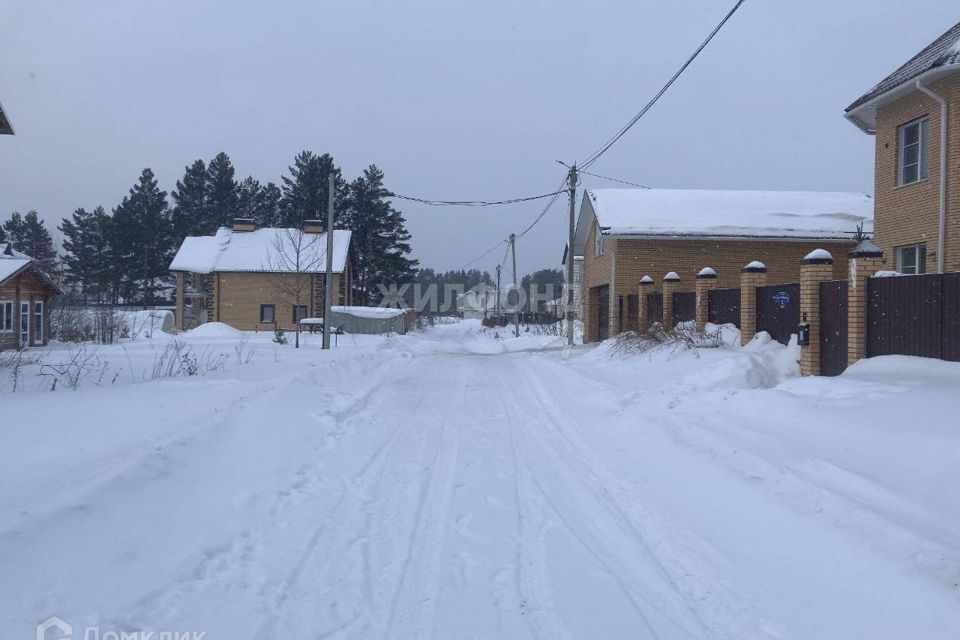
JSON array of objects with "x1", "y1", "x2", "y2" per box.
[
  {"x1": 800, "y1": 249, "x2": 835, "y2": 376},
  {"x1": 740, "y1": 261, "x2": 767, "y2": 346},
  {"x1": 847, "y1": 240, "x2": 884, "y2": 365},
  {"x1": 695, "y1": 267, "x2": 717, "y2": 332},
  {"x1": 662, "y1": 272, "x2": 680, "y2": 331}
]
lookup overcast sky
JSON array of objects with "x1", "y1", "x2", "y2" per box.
[{"x1": 2, "y1": 0, "x2": 958, "y2": 277}]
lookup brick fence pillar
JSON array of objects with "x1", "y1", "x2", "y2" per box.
[
  {"x1": 740, "y1": 261, "x2": 767, "y2": 346},
  {"x1": 847, "y1": 239, "x2": 884, "y2": 365},
  {"x1": 662, "y1": 272, "x2": 680, "y2": 331},
  {"x1": 638, "y1": 275, "x2": 654, "y2": 332},
  {"x1": 800, "y1": 250, "x2": 835, "y2": 376},
  {"x1": 695, "y1": 267, "x2": 718, "y2": 332}
]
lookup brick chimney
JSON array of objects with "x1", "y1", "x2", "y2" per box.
[
  {"x1": 232, "y1": 218, "x2": 256, "y2": 232},
  {"x1": 304, "y1": 219, "x2": 325, "y2": 234}
]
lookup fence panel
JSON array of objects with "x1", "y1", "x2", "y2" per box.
[
  {"x1": 756, "y1": 283, "x2": 800, "y2": 345},
  {"x1": 867, "y1": 274, "x2": 942, "y2": 359},
  {"x1": 646, "y1": 292, "x2": 663, "y2": 326},
  {"x1": 597, "y1": 285, "x2": 610, "y2": 341},
  {"x1": 943, "y1": 273, "x2": 960, "y2": 362},
  {"x1": 819, "y1": 280, "x2": 848, "y2": 376},
  {"x1": 708, "y1": 288, "x2": 741, "y2": 328},
  {"x1": 672, "y1": 291, "x2": 695, "y2": 325}
]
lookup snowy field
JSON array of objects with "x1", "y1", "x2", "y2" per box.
[{"x1": 1, "y1": 319, "x2": 959, "y2": 639}]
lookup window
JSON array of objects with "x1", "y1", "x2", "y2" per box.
[
  {"x1": 898, "y1": 116, "x2": 929, "y2": 185},
  {"x1": 594, "y1": 224, "x2": 604, "y2": 256},
  {"x1": 259, "y1": 304, "x2": 276, "y2": 323},
  {"x1": 895, "y1": 243, "x2": 927, "y2": 274},
  {"x1": 0, "y1": 301, "x2": 12, "y2": 333},
  {"x1": 292, "y1": 304, "x2": 308, "y2": 323},
  {"x1": 33, "y1": 301, "x2": 44, "y2": 344}
]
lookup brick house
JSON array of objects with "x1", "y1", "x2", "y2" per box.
[
  {"x1": 169, "y1": 219, "x2": 353, "y2": 332},
  {"x1": 845, "y1": 20, "x2": 960, "y2": 274},
  {"x1": 0, "y1": 243, "x2": 61, "y2": 350},
  {"x1": 573, "y1": 189, "x2": 872, "y2": 343}
]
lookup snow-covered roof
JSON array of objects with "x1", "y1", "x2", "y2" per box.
[
  {"x1": 170, "y1": 227, "x2": 352, "y2": 274},
  {"x1": 846, "y1": 21, "x2": 960, "y2": 133},
  {"x1": 744, "y1": 260, "x2": 767, "y2": 270},
  {"x1": 574, "y1": 188, "x2": 872, "y2": 253},
  {"x1": 697, "y1": 267, "x2": 717, "y2": 277},
  {"x1": 0, "y1": 244, "x2": 34, "y2": 286},
  {"x1": 331, "y1": 305, "x2": 407, "y2": 319}
]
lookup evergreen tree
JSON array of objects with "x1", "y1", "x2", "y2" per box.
[
  {"x1": 279, "y1": 151, "x2": 347, "y2": 227},
  {"x1": 59, "y1": 206, "x2": 115, "y2": 302},
  {"x1": 3, "y1": 210, "x2": 58, "y2": 273},
  {"x1": 237, "y1": 177, "x2": 282, "y2": 227},
  {"x1": 207, "y1": 152, "x2": 239, "y2": 229},
  {"x1": 342, "y1": 165, "x2": 418, "y2": 305},
  {"x1": 0, "y1": 223, "x2": 6, "y2": 245},
  {"x1": 112, "y1": 168, "x2": 173, "y2": 304},
  {"x1": 170, "y1": 159, "x2": 209, "y2": 241}
]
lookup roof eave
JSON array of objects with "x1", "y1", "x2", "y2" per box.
[{"x1": 844, "y1": 64, "x2": 959, "y2": 134}]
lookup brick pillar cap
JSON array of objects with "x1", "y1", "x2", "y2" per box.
[
  {"x1": 639, "y1": 275, "x2": 654, "y2": 285},
  {"x1": 696, "y1": 267, "x2": 717, "y2": 279},
  {"x1": 663, "y1": 271, "x2": 680, "y2": 282},
  {"x1": 741, "y1": 261, "x2": 767, "y2": 273},
  {"x1": 802, "y1": 248, "x2": 834, "y2": 264},
  {"x1": 848, "y1": 238, "x2": 883, "y2": 258}
]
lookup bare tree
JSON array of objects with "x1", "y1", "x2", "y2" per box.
[{"x1": 266, "y1": 226, "x2": 325, "y2": 348}]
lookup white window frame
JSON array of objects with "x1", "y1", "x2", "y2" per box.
[
  {"x1": 594, "y1": 224, "x2": 604, "y2": 256},
  {"x1": 33, "y1": 300, "x2": 44, "y2": 345},
  {"x1": 895, "y1": 243, "x2": 927, "y2": 275},
  {"x1": 0, "y1": 300, "x2": 13, "y2": 334},
  {"x1": 19, "y1": 300, "x2": 29, "y2": 346},
  {"x1": 897, "y1": 116, "x2": 929, "y2": 186}
]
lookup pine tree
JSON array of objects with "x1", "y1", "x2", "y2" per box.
[
  {"x1": 112, "y1": 168, "x2": 173, "y2": 304},
  {"x1": 170, "y1": 159, "x2": 209, "y2": 241},
  {"x1": 279, "y1": 151, "x2": 347, "y2": 227},
  {"x1": 3, "y1": 210, "x2": 58, "y2": 273},
  {"x1": 237, "y1": 177, "x2": 282, "y2": 227},
  {"x1": 207, "y1": 152, "x2": 239, "y2": 229},
  {"x1": 342, "y1": 165, "x2": 418, "y2": 305},
  {"x1": 60, "y1": 206, "x2": 115, "y2": 302}
]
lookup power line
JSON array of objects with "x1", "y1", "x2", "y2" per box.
[
  {"x1": 388, "y1": 189, "x2": 565, "y2": 207},
  {"x1": 580, "y1": 0, "x2": 747, "y2": 170},
  {"x1": 579, "y1": 170, "x2": 650, "y2": 189},
  {"x1": 454, "y1": 238, "x2": 509, "y2": 271},
  {"x1": 516, "y1": 177, "x2": 569, "y2": 238}
]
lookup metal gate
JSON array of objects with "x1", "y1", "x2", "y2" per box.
[
  {"x1": 756, "y1": 283, "x2": 800, "y2": 345},
  {"x1": 622, "y1": 294, "x2": 639, "y2": 332},
  {"x1": 646, "y1": 292, "x2": 663, "y2": 326},
  {"x1": 708, "y1": 288, "x2": 741, "y2": 328},
  {"x1": 672, "y1": 291, "x2": 695, "y2": 325},
  {"x1": 819, "y1": 280, "x2": 848, "y2": 376},
  {"x1": 867, "y1": 272, "x2": 960, "y2": 361},
  {"x1": 597, "y1": 285, "x2": 609, "y2": 341}
]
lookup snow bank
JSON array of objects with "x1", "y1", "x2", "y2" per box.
[{"x1": 185, "y1": 321, "x2": 242, "y2": 338}]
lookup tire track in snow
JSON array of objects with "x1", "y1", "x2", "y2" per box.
[{"x1": 503, "y1": 358, "x2": 737, "y2": 640}]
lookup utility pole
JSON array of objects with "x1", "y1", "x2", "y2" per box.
[
  {"x1": 495, "y1": 264, "x2": 502, "y2": 317},
  {"x1": 510, "y1": 233, "x2": 519, "y2": 337},
  {"x1": 566, "y1": 164, "x2": 578, "y2": 347},
  {"x1": 322, "y1": 173, "x2": 335, "y2": 350}
]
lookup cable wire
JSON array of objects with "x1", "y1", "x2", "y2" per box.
[
  {"x1": 580, "y1": 0, "x2": 747, "y2": 170},
  {"x1": 388, "y1": 190, "x2": 565, "y2": 207},
  {"x1": 455, "y1": 239, "x2": 509, "y2": 271},
  {"x1": 516, "y1": 176, "x2": 569, "y2": 239},
  {"x1": 579, "y1": 170, "x2": 650, "y2": 189}
]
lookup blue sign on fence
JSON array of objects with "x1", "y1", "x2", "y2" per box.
[{"x1": 773, "y1": 291, "x2": 791, "y2": 309}]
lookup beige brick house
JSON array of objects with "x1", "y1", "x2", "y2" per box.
[
  {"x1": 573, "y1": 189, "x2": 872, "y2": 343},
  {"x1": 170, "y1": 219, "x2": 353, "y2": 332},
  {"x1": 845, "y1": 20, "x2": 960, "y2": 274},
  {"x1": 0, "y1": 244, "x2": 61, "y2": 350}
]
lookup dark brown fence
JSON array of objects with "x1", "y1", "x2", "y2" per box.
[
  {"x1": 756, "y1": 283, "x2": 800, "y2": 345},
  {"x1": 619, "y1": 294, "x2": 639, "y2": 333},
  {"x1": 866, "y1": 272, "x2": 960, "y2": 361},
  {"x1": 672, "y1": 291, "x2": 695, "y2": 325},
  {"x1": 819, "y1": 280, "x2": 848, "y2": 376},
  {"x1": 708, "y1": 288, "x2": 740, "y2": 328},
  {"x1": 597, "y1": 285, "x2": 610, "y2": 341},
  {"x1": 646, "y1": 292, "x2": 663, "y2": 326}
]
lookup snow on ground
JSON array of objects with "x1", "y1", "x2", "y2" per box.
[{"x1": 1, "y1": 318, "x2": 958, "y2": 639}]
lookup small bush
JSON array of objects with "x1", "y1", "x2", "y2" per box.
[
  {"x1": 610, "y1": 323, "x2": 726, "y2": 359},
  {"x1": 273, "y1": 328, "x2": 288, "y2": 345}
]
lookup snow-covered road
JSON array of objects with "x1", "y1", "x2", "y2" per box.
[{"x1": 2, "y1": 321, "x2": 959, "y2": 639}]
